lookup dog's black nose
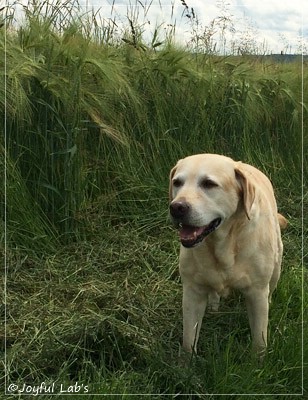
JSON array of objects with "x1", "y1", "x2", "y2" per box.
[{"x1": 170, "y1": 201, "x2": 190, "y2": 219}]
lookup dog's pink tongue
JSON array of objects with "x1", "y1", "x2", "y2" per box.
[{"x1": 179, "y1": 226, "x2": 204, "y2": 241}]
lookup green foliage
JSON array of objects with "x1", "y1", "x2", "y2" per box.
[
  {"x1": 2, "y1": 1, "x2": 307, "y2": 397},
  {"x1": 2, "y1": 6, "x2": 306, "y2": 246}
]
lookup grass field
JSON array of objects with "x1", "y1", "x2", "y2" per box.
[{"x1": 2, "y1": 1, "x2": 307, "y2": 398}]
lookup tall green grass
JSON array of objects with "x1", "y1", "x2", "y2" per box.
[
  {"x1": 2, "y1": 1, "x2": 307, "y2": 397},
  {"x1": 2, "y1": 6, "x2": 305, "y2": 248}
]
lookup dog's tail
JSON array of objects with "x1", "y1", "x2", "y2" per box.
[{"x1": 278, "y1": 213, "x2": 288, "y2": 230}]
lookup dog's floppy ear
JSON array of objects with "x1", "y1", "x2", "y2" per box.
[
  {"x1": 169, "y1": 164, "x2": 178, "y2": 202},
  {"x1": 235, "y1": 163, "x2": 255, "y2": 220}
]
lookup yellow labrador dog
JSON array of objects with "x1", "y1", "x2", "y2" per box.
[{"x1": 169, "y1": 154, "x2": 287, "y2": 357}]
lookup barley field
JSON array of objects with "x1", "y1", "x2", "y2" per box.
[{"x1": 1, "y1": 1, "x2": 307, "y2": 398}]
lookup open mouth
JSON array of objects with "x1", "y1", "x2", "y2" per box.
[{"x1": 178, "y1": 218, "x2": 222, "y2": 248}]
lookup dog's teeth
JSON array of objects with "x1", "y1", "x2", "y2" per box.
[{"x1": 193, "y1": 231, "x2": 197, "y2": 239}]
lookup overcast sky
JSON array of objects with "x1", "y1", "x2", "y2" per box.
[
  {"x1": 82, "y1": 0, "x2": 307, "y2": 54},
  {"x1": 11, "y1": 0, "x2": 307, "y2": 54}
]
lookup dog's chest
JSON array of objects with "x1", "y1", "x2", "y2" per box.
[{"x1": 180, "y1": 244, "x2": 251, "y2": 294}]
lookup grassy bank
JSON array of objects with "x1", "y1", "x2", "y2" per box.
[
  {"x1": 2, "y1": 1, "x2": 307, "y2": 397},
  {"x1": 4, "y1": 224, "x2": 304, "y2": 397}
]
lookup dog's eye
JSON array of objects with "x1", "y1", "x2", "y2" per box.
[
  {"x1": 200, "y1": 179, "x2": 218, "y2": 189},
  {"x1": 173, "y1": 178, "x2": 183, "y2": 188}
]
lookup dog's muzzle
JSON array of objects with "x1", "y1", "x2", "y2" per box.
[{"x1": 170, "y1": 201, "x2": 222, "y2": 247}]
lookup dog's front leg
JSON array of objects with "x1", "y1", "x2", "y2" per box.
[
  {"x1": 182, "y1": 283, "x2": 208, "y2": 354},
  {"x1": 244, "y1": 286, "x2": 270, "y2": 357}
]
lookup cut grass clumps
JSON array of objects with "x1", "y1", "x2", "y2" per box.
[
  {"x1": 5, "y1": 224, "x2": 304, "y2": 396},
  {"x1": 5, "y1": 227, "x2": 180, "y2": 391}
]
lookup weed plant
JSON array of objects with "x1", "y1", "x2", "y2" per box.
[{"x1": 2, "y1": 0, "x2": 307, "y2": 397}]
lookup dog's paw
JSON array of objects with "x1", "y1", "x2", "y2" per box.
[
  {"x1": 178, "y1": 346, "x2": 197, "y2": 367},
  {"x1": 207, "y1": 291, "x2": 220, "y2": 312}
]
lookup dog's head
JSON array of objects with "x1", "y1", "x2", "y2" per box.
[{"x1": 169, "y1": 154, "x2": 255, "y2": 248}]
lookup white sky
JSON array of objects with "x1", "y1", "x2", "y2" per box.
[
  {"x1": 7, "y1": 0, "x2": 307, "y2": 54},
  {"x1": 82, "y1": 0, "x2": 307, "y2": 54}
]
